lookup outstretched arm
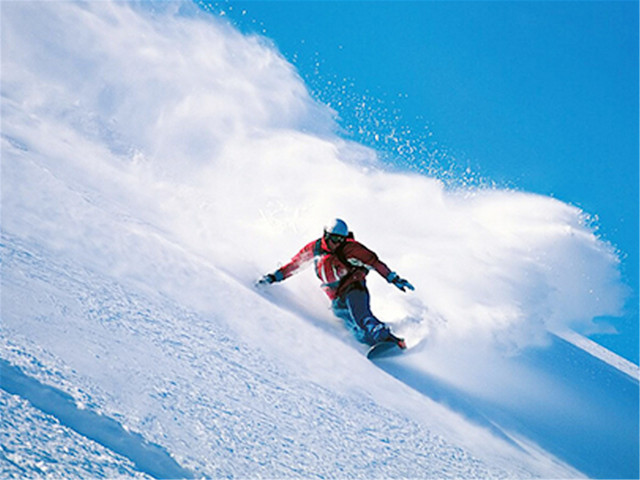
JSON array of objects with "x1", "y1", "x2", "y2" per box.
[
  {"x1": 342, "y1": 242, "x2": 414, "y2": 292},
  {"x1": 258, "y1": 240, "x2": 317, "y2": 285}
]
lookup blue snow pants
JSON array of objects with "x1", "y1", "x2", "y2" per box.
[{"x1": 331, "y1": 284, "x2": 390, "y2": 345}]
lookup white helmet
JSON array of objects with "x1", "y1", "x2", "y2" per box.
[{"x1": 325, "y1": 218, "x2": 349, "y2": 238}]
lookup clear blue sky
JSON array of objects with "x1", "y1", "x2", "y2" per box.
[{"x1": 206, "y1": 0, "x2": 639, "y2": 364}]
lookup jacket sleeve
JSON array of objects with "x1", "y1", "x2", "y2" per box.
[
  {"x1": 276, "y1": 240, "x2": 318, "y2": 280},
  {"x1": 341, "y1": 241, "x2": 392, "y2": 279}
]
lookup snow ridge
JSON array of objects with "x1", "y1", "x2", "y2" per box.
[
  {"x1": 1, "y1": 360, "x2": 193, "y2": 479},
  {"x1": 0, "y1": 390, "x2": 150, "y2": 479},
  {"x1": 555, "y1": 330, "x2": 640, "y2": 381}
]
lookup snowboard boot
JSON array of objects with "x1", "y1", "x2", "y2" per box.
[
  {"x1": 388, "y1": 332, "x2": 407, "y2": 350},
  {"x1": 368, "y1": 323, "x2": 407, "y2": 349}
]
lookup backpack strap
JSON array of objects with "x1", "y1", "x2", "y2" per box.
[
  {"x1": 313, "y1": 238, "x2": 330, "y2": 275},
  {"x1": 313, "y1": 238, "x2": 327, "y2": 256},
  {"x1": 333, "y1": 240, "x2": 368, "y2": 297},
  {"x1": 333, "y1": 241, "x2": 350, "y2": 267}
]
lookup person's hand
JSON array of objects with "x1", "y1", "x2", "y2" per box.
[
  {"x1": 258, "y1": 273, "x2": 277, "y2": 285},
  {"x1": 387, "y1": 272, "x2": 415, "y2": 292},
  {"x1": 257, "y1": 271, "x2": 283, "y2": 286}
]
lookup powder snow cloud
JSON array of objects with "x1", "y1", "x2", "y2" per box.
[{"x1": 1, "y1": 1, "x2": 627, "y2": 354}]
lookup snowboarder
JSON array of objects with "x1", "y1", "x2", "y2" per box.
[{"x1": 258, "y1": 219, "x2": 414, "y2": 349}]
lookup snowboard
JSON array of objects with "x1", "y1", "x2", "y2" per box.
[{"x1": 366, "y1": 340, "x2": 405, "y2": 360}]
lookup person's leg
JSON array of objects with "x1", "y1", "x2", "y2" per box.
[
  {"x1": 331, "y1": 296, "x2": 366, "y2": 342},
  {"x1": 343, "y1": 288, "x2": 390, "y2": 345}
]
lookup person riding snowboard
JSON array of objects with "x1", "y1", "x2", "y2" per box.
[{"x1": 258, "y1": 219, "x2": 414, "y2": 349}]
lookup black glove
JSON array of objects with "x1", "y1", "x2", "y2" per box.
[
  {"x1": 258, "y1": 273, "x2": 277, "y2": 285},
  {"x1": 257, "y1": 270, "x2": 284, "y2": 286}
]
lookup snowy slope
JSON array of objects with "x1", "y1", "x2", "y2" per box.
[
  {"x1": 1, "y1": 2, "x2": 637, "y2": 479},
  {"x1": 0, "y1": 231, "x2": 571, "y2": 479}
]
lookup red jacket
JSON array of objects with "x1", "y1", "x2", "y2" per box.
[{"x1": 277, "y1": 237, "x2": 392, "y2": 300}]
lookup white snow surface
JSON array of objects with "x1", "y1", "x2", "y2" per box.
[{"x1": 1, "y1": 2, "x2": 638, "y2": 479}]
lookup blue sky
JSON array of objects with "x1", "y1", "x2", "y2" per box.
[{"x1": 209, "y1": 0, "x2": 638, "y2": 364}]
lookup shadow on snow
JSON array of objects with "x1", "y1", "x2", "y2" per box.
[{"x1": 0, "y1": 359, "x2": 194, "y2": 479}]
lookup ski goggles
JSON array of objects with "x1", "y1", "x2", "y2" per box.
[{"x1": 325, "y1": 233, "x2": 347, "y2": 243}]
